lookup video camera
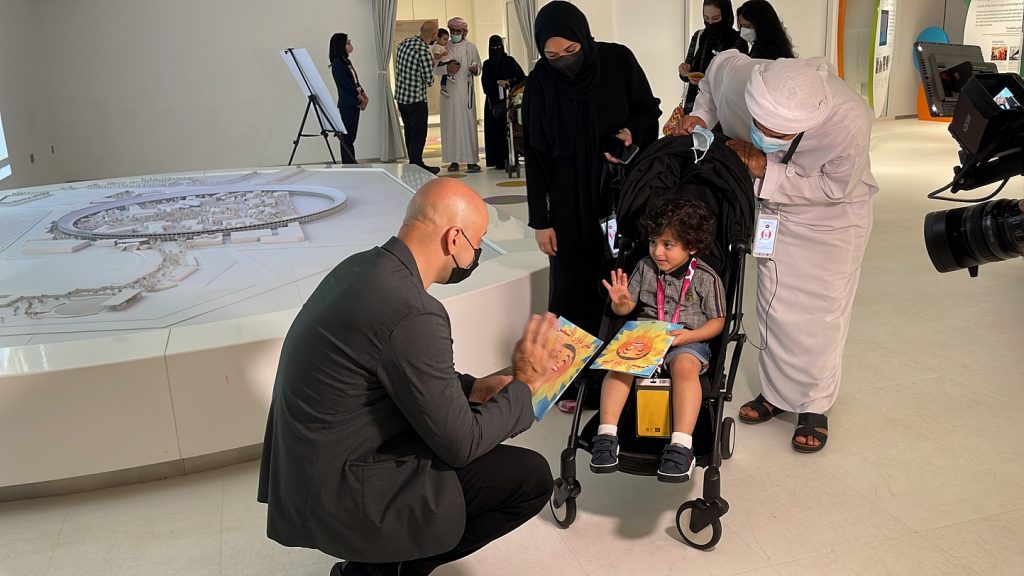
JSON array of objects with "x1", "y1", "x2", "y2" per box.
[{"x1": 915, "y1": 42, "x2": 1024, "y2": 276}]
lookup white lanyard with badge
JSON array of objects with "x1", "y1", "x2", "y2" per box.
[
  {"x1": 635, "y1": 259, "x2": 697, "y2": 437},
  {"x1": 753, "y1": 132, "x2": 803, "y2": 259}
]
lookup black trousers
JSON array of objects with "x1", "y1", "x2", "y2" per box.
[
  {"x1": 339, "y1": 106, "x2": 360, "y2": 164},
  {"x1": 340, "y1": 445, "x2": 553, "y2": 576},
  {"x1": 398, "y1": 101, "x2": 428, "y2": 166}
]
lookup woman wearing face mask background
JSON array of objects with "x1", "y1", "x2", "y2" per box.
[
  {"x1": 679, "y1": 0, "x2": 747, "y2": 114},
  {"x1": 737, "y1": 0, "x2": 796, "y2": 61},
  {"x1": 524, "y1": 1, "x2": 661, "y2": 412}
]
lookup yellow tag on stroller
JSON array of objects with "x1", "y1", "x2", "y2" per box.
[{"x1": 636, "y1": 378, "x2": 672, "y2": 438}]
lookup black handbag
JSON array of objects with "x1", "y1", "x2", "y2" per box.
[{"x1": 489, "y1": 98, "x2": 508, "y2": 119}]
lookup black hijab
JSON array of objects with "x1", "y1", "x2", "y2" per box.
[
  {"x1": 488, "y1": 35, "x2": 506, "y2": 64},
  {"x1": 532, "y1": 1, "x2": 600, "y2": 102},
  {"x1": 526, "y1": 1, "x2": 601, "y2": 157},
  {"x1": 694, "y1": 0, "x2": 741, "y2": 73}
]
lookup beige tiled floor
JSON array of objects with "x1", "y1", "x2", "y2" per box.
[{"x1": 2, "y1": 119, "x2": 1023, "y2": 576}]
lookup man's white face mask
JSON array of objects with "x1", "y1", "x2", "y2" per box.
[{"x1": 691, "y1": 125, "x2": 715, "y2": 163}]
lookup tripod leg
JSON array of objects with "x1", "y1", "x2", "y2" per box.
[
  {"x1": 322, "y1": 131, "x2": 338, "y2": 164},
  {"x1": 289, "y1": 99, "x2": 314, "y2": 166}
]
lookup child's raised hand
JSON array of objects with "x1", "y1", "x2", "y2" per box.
[{"x1": 601, "y1": 269, "x2": 631, "y2": 309}]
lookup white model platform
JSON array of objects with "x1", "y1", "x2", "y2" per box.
[{"x1": 0, "y1": 165, "x2": 548, "y2": 496}]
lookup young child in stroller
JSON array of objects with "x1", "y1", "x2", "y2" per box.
[{"x1": 591, "y1": 197, "x2": 726, "y2": 483}]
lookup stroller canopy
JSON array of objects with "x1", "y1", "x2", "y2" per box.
[{"x1": 617, "y1": 135, "x2": 756, "y2": 281}]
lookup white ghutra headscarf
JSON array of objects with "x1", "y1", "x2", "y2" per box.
[{"x1": 745, "y1": 58, "x2": 834, "y2": 134}]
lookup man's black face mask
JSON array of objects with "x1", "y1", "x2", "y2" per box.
[{"x1": 445, "y1": 229, "x2": 482, "y2": 284}]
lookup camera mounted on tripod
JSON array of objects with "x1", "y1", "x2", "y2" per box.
[{"x1": 915, "y1": 42, "x2": 1024, "y2": 276}]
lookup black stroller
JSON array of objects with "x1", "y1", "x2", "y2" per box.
[{"x1": 548, "y1": 134, "x2": 756, "y2": 550}]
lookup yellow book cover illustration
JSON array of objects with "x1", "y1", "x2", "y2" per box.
[{"x1": 590, "y1": 320, "x2": 676, "y2": 377}]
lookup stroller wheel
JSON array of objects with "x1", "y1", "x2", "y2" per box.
[
  {"x1": 549, "y1": 495, "x2": 577, "y2": 528},
  {"x1": 676, "y1": 500, "x2": 722, "y2": 550},
  {"x1": 721, "y1": 417, "x2": 736, "y2": 460}
]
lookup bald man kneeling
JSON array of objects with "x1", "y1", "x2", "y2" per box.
[{"x1": 258, "y1": 179, "x2": 559, "y2": 576}]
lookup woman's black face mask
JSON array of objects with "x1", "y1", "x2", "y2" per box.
[{"x1": 549, "y1": 50, "x2": 584, "y2": 78}]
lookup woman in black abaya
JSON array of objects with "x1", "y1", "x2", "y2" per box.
[
  {"x1": 524, "y1": 1, "x2": 660, "y2": 411},
  {"x1": 482, "y1": 35, "x2": 526, "y2": 169},
  {"x1": 679, "y1": 0, "x2": 747, "y2": 113}
]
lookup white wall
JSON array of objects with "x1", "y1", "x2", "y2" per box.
[
  {"x1": 944, "y1": 0, "x2": 968, "y2": 44},
  {"x1": 27, "y1": 0, "x2": 380, "y2": 183},
  {"x1": 887, "y1": 0, "x2": 944, "y2": 117},
  {"x1": 0, "y1": 0, "x2": 62, "y2": 189},
  {"x1": 615, "y1": 0, "x2": 687, "y2": 118}
]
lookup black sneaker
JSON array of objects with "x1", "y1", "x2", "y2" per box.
[
  {"x1": 447, "y1": 162, "x2": 460, "y2": 172},
  {"x1": 466, "y1": 164, "x2": 482, "y2": 173},
  {"x1": 589, "y1": 434, "x2": 619, "y2": 473},
  {"x1": 658, "y1": 443, "x2": 695, "y2": 483}
]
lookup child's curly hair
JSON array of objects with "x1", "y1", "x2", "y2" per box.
[{"x1": 638, "y1": 197, "x2": 715, "y2": 254}]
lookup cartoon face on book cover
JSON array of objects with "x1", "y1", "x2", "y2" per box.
[
  {"x1": 531, "y1": 317, "x2": 603, "y2": 421},
  {"x1": 591, "y1": 320, "x2": 676, "y2": 378}
]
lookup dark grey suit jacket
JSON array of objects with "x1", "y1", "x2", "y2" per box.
[{"x1": 257, "y1": 237, "x2": 535, "y2": 562}]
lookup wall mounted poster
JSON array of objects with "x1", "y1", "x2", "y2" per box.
[
  {"x1": 963, "y1": 0, "x2": 1024, "y2": 74},
  {"x1": 531, "y1": 317, "x2": 603, "y2": 421},
  {"x1": 870, "y1": 0, "x2": 897, "y2": 117}
]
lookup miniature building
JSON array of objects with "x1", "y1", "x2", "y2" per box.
[{"x1": 102, "y1": 289, "x2": 142, "y2": 311}]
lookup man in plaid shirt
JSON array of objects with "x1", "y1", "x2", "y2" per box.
[{"x1": 396, "y1": 21, "x2": 452, "y2": 175}]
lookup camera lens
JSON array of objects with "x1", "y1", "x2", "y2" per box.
[{"x1": 924, "y1": 198, "x2": 1024, "y2": 272}]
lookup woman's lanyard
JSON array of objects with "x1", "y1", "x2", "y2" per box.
[{"x1": 656, "y1": 259, "x2": 697, "y2": 324}]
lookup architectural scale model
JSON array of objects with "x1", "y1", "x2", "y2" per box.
[{"x1": 0, "y1": 167, "x2": 354, "y2": 337}]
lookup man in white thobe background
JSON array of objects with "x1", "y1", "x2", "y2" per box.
[
  {"x1": 680, "y1": 52, "x2": 878, "y2": 453},
  {"x1": 439, "y1": 17, "x2": 483, "y2": 173}
]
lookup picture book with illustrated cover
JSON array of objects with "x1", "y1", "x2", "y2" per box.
[
  {"x1": 590, "y1": 320, "x2": 680, "y2": 378},
  {"x1": 532, "y1": 317, "x2": 603, "y2": 421}
]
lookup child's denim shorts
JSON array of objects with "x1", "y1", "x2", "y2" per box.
[{"x1": 664, "y1": 342, "x2": 712, "y2": 374}]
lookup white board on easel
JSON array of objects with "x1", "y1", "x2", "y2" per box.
[{"x1": 280, "y1": 48, "x2": 347, "y2": 134}]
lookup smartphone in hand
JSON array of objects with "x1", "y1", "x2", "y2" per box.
[
  {"x1": 614, "y1": 144, "x2": 640, "y2": 164},
  {"x1": 602, "y1": 134, "x2": 640, "y2": 165}
]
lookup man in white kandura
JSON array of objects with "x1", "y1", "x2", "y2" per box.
[
  {"x1": 439, "y1": 16, "x2": 483, "y2": 174},
  {"x1": 679, "y1": 52, "x2": 878, "y2": 454}
]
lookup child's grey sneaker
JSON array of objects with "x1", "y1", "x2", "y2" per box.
[
  {"x1": 657, "y1": 443, "x2": 695, "y2": 483},
  {"x1": 589, "y1": 434, "x2": 619, "y2": 473}
]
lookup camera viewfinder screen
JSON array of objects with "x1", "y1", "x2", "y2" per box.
[{"x1": 993, "y1": 87, "x2": 1021, "y2": 110}]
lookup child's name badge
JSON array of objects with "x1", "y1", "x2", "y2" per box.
[
  {"x1": 637, "y1": 378, "x2": 672, "y2": 387},
  {"x1": 753, "y1": 211, "x2": 779, "y2": 259}
]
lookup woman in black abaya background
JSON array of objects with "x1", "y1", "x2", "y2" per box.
[
  {"x1": 679, "y1": 0, "x2": 747, "y2": 113},
  {"x1": 482, "y1": 35, "x2": 526, "y2": 170},
  {"x1": 524, "y1": 1, "x2": 660, "y2": 412}
]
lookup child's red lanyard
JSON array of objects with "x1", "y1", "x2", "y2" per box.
[{"x1": 656, "y1": 258, "x2": 697, "y2": 325}]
